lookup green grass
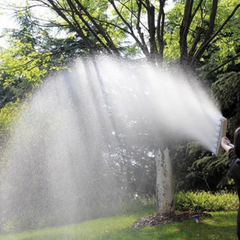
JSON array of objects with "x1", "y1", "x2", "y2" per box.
[
  {"x1": 0, "y1": 191, "x2": 238, "y2": 240},
  {"x1": 0, "y1": 210, "x2": 238, "y2": 240},
  {"x1": 103, "y1": 212, "x2": 238, "y2": 240}
]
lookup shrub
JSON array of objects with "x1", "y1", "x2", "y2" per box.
[{"x1": 175, "y1": 191, "x2": 239, "y2": 212}]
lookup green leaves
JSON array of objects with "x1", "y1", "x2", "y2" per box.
[
  {"x1": 0, "y1": 39, "x2": 50, "y2": 100},
  {"x1": 165, "y1": 0, "x2": 240, "y2": 67},
  {"x1": 0, "y1": 100, "x2": 23, "y2": 135},
  {"x1": 212, "y1": 72, "x2": 240, "y2": 132},
  {"x1": 173, "y1": 141, "x2": 231, "y2": 191},
  {"x1": 175, "y1": 191, "x2": 238, "y2": 211}
]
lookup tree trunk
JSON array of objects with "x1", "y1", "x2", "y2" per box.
[
  {"x1": 155, "y1": 147, "x2": 174, "y2": 215},
  {"x1": 179, "y1": 0, "x2": 194, "y2": 64}
]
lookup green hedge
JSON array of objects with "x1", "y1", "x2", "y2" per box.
[{"x1": 175, "y1": 191, "x2": 239, "y2": 212}]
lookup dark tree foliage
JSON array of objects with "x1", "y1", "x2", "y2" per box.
[
  {"x1": 213, "y1": 72, "x2": 240, "y2": 134},
  {"x1": 183, "y1": 72, "x2": 240, "y2": 192}
]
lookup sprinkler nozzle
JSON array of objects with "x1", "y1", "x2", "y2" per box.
[{"x1": 194, "y1": 216, "x2": 199, "y2": 223}]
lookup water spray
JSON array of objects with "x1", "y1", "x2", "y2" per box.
[{"x1": 0, "y1": 55, "x2": 231, "y2": 233}]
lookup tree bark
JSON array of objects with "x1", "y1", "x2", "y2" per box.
[
  {"x1": 155, "y1": 148, "x2": 174, "y2": 215},
  {"x1": 192, "y1": 0, "x2": 218, "y2": 62},
  {"x1": 179, "y1": 0, "x2": 194, "y2": 64},
  {"x1": 188, "y1": 26, "x2": 204, "y2": 60},
  {"x1": 157, "y1": 0, "x2": 166, "y2": 62},
  {"x1": 144, "y1": 1, "x2": 158, "y2": 60}
]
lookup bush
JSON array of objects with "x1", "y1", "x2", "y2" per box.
[{"x1": 175, "y1": 191, "x2": 239, "y2": 212}]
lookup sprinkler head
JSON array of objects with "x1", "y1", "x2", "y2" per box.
[{"x1": 194, "y1": 216, "x2": 199, "y2": 223}]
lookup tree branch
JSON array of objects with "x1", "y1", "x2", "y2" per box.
[
  {"x1": 92, "y1": 17, "x2": 132, "y2": 35},
  {"x1": 188, "y1": 26, "x2": 204, "y2": 59},
  {"x1": 192, "y1": 0, "x2": 218, "y2": 61},
  {"x1": 66, "y1": 0, "x2": 113, "y2": 54},
  {"x1": 179, "y1": 0, "x2": 194, "y2": 63},
  {"x1": 145, "y1": 0, "x2": 158, "y2": 57},
  {"x1": 157, "y1": 0, "x2": 166, "y2": 61},
  {"x1": 74, "y1": 0, "x2": 120, "y2": 55},
  {"x1": 109, "y1": 0, "x2": 149, "y2": 56},
  {"x1": 43, "y1": 0, "x2": 91, "y2": 49},
  {"x1": 136, "y1": 0, "x2": 148, "y2": 54},
  {"x1": 66, "y1": 0, "x2": 92, "y2": 44},
  {"x1": 194, "y1": 3, "x2": 240, "y2": 62},
  {"x1": 191, "y1": 0, "x2": 204, "y2": 21},
  {"x1": 206, "y1": 52, "x2": 240, "y2": 76}
]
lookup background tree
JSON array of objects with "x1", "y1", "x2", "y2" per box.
[{"x1": 22, "y1": 0, "x2": 240, "y2": 66}]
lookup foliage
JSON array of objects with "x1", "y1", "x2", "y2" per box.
[
  {"x1": 173, "y1": 142, "x2": 210, "y2": 191},
  {"x1": 0, "y1": 100, "x2": 25, "y2": 139},
  {"x1": 0, "y1": 36, "x2": 42, "y2": 107},
  {"x1": 175, "y1": 191, "x2": 238, "y2": 212},
  {"x1": 0, "y1": 100, "x2": 26, "y2": 171},
  {"x1": 0, "y1": 8, "x2": 72, "y2": 154},
  {"x1": 173, "y1": 140, "x2": 235, "y2": 192},
  {"x1": 0, "y1": 11, "x2": 57, "y2": 169},
  {"x1": 181, "y1": 72, "x2": 240, "y2": 193},
  {"x1": 0, "y1": 39, "x2": 48, "y2": 100},
  {"x1": 0, "y1": 3, "x2": 114, "y2": 110},
  {"x1": 165, "y1": 0, "x2": 240, "y2": 68},
  {"x1": 187, "y1": 153, "x2": 233, "y2": 191},
  {"x1": 1, "y1": 0, "x2": 239, "y2": 77},
  {"x1": 6, "y1": 0, "x2": 238, "y2": 66},
  {"x1": 212, "y1": 71, "x2": 240, "y2": 133}
]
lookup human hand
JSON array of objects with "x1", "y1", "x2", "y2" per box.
[{"x1": 221, "y1": 137, "x2": 231, "y2": 146}]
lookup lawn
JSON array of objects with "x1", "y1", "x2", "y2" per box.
[{"x1": 0, "y1": 210, "x2": 238, "y2": 240}]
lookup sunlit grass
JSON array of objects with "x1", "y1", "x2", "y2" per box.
[
  {"x1": 101, "y1": 212, "x2": 238, "y2": 240},
  {"x1": 0, "y1": 211, "x2": 237, "y2": 240}
]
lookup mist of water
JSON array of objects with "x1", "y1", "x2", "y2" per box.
[{"x1": 0, "y1": 55, "x2": 222, "y2": 233}]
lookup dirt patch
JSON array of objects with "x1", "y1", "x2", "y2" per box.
[{"x1": 131, "y1": 212, "x2": 212, "y2": 228}]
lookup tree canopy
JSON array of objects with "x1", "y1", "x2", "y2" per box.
[{"x1": 19, "y1": 0, "x2": 239, "y2": 66}]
